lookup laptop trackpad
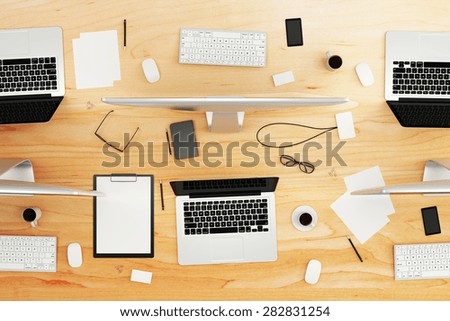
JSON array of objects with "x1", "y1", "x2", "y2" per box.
[
  {"x1": 420, "y1": 34, "x2": 450, "y2": 59},
  {"x1": 210, "y1": 237, "x2": 244, "y2": 262},
  {"x1": 0, "y1": 31, "x2": 29, "y2": 56}
]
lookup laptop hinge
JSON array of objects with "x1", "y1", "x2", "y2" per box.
[
  {"x1": 190, "y1": 190, "x2": 261, "y2": 198},
  {"x1": 398, "y1": 97, "x2": 450, "y2": 103},
  {"x1": 0, "y1": 94, "x2": 51, "y2": 101}
]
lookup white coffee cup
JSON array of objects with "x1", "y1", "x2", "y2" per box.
[
  {"x1": 22, "y1": 207, "x2": 42, "y2": 227},
  {"x1": 326, "y1": 51, "x2": 343, "y2": 71},
  {"x1": 292, "y1": 205, "x2": 318, "y2": 231}
]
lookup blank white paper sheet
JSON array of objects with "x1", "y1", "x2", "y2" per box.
[
  {"x1": 73, "y1": 30, "x2": 121, "y2": 89},
  {"x1": 330, "y1": 166, "x2": 395, "y2": 244}
]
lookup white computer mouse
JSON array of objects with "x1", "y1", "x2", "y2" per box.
[
  {"x1": 142, "y1": 58, "x2": 160, "y2": 83},
  {"x1": 67, "y1": 242, "x2": 83, "y2": 268},
  {"x1": 355, "y1": 62, "x2": 374, "y2": 87},
  {"x1": 305, "y1": 259, "x2": 321, "y2": 284}
]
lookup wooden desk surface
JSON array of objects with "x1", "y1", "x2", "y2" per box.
[{"x1": 1, "y1": 0, "x2": 450, "y2": 301}]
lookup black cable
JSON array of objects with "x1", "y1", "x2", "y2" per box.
[{"x1": 256, "y1": 122, "x2": 337, "y2": 148}]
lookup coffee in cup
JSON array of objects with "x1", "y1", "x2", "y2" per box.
[
  {"x1": 22, "y1": 207, "x2": 42, "y2": 227},
  {"x1": 292, "y1": 205, "x2": 318, "y2": 231},
  {"x1": 326, "y1": 51, "x2": 343, "y2": 70}
]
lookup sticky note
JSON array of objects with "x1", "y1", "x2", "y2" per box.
[
  {"x1": 130, "y1": 269, "x2": 153, "y2": 284},
  {"x1": 335, "y1": 111, "x2": 356, "y2": 140},
  {"x1": 272, "y1": 70, "x2": 295, "y2": 87}
]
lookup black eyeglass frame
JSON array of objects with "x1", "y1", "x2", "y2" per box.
[
  {"x1": 279, "y1": 154, "x2": 315, "y2": 174},
  {"x1": 94, "y1": 110, "x2": 140, "y2": 153}
]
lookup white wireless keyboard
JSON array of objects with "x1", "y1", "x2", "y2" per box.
[
  {"x1": 394, "y1": 242, "x2": 450, "y2": 280},
  {"x1": 0, "y1": 235, "x2": 57, "y2": 272},
  {"x1": 179, "y1": 28, "x2": 267, "y2": 67}
]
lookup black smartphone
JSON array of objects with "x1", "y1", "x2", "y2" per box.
[
  {"x1": 170, "y1": 120, "x2": 198, "y2": 160},
  {"x1": 285, "y1": 18, "x2": 303, "y2": 46},
  {"x1": 421, "y1": 206, "x2": 441, "y2": 236}
]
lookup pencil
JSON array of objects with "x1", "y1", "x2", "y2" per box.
[
  {"x1": 160, "y1": 180, "x2": 165, "y2": 211},
  {"x1": 123, "y1": 19, "x2": 127, "y2": 49},
  {"x1": 165, "y1": 129, "x2": 172, "y2": 155},
  {"x1": 347, "y1": 236, "x2": 363, "y2": 262}
]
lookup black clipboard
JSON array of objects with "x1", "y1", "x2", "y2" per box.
[{"x1": 93, "y1": 174, "x2": 154, "y2": 258}]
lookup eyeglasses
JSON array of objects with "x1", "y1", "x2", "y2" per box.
[
  {"x1": 279, "y1": 154, "x2": 315, "y2": 174},
  {"x1": 94, "y1": 110, "x2": 139, "y2": 152}
]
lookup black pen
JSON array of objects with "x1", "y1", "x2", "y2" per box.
[
  {"x1": 347, "y1": 236, "x2": 363, "y2": 262},
  {"x1": 123, "y1": 19, "x2": 127, "y2": 49},
  {"x1": 165, "y1": 129, "x2": 172, "y2": 155},
  {"x1": 160, "y1": 180, "x2": 165, "y2": 211}
]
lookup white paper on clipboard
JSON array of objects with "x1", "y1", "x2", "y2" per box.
[{"x1": 94, "y1": 175, "x2": 154, "y2": 257}]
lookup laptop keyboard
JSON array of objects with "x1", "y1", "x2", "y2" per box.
[
  {"x1": 179, "y1": 28, "x2": 267, "y2": 67},
  {"x1": 183, "y1": 197, "x2": 270, "y2": 235},
  {"x1": 392, "y1": 61, "x2": 450, "y2": 95},
  {"x1": 0, "y1": 57, "x2": 58, "y2": 93}
]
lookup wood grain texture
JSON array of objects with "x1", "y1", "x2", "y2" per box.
[{"x1": 0, "y1": 0, "x2": 450, "y2": 300}]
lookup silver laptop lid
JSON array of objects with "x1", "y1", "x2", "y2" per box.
[
  {"x1": 0, "y1": 27, "x2": 65, "y2": 98},
  {"x1": 385, "y1": 31, "x2": 450, "y2": 101}
]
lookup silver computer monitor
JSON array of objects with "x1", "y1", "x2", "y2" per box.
[
  {"x1": 0, "y1": 180, "x2": 102, "y2": 197},
  {"x1": 351, "y1": 180, "x2": 450, "y2": 195},
  {"x1": 101, "y1": 97, "x2": 349, "y2": 132}
]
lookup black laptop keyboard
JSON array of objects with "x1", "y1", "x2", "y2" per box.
[
  {"x1": 183, "y1": 198, "x2": 270, "y2": 235},
  {"x1": 392, "y1": 61, "x2": 450, "y2": 95},
  {"x1": 0, "y1": 57, "x2": 58, "y2": 93}
]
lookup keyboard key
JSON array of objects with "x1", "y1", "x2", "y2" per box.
[
  {"x1": 210, "y1": 227, "x2": 238, "y2": 234},
  {"x1": 424, "y1": 62, "x2": 450, "y2": 68},
  {"x1": 3, "y1": 58, "x2": 31, "y2": 65}
]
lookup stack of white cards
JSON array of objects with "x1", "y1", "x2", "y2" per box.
[
  {"x1": 331, "y1": 166, "x2": 395, "y2": 244},
  {"x1": 73, "y1": 30, "x2": 121, "y2": 89}
]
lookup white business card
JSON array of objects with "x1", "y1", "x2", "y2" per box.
[
  {"x1": 335, "y1": 111, "x2": 356, "y2": 140},
  {"x1": 272, "y1": 70, "x2": 295, "y2": 87},
  {"x1": 130, "y1": 269, "x2": 153, "y2": 284}
]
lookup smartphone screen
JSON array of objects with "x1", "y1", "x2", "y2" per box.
[
  {"x1": 421, "y1": 206, "x2": 441, "y2": 236},
  {"x1": 285, "y1": 18, "x2": 303, "y2": 46}
]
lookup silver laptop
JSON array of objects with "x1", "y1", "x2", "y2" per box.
[
  {"x1": 170, "y1": 177, "x2": 278, "y2": 265},
  {"x1": 0, "y1": 27, "x2": 65, "y2": 124},
  {"x1": 385, "y1": 31, "x2": 450, "y2": 127}
]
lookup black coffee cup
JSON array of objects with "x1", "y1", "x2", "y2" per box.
[
  {"x1": 326, "y1": 51, "x2": 343, "y2": 70},
  {"x1": 292, "y1": 205, "x2": 318, "y2": 231},
  {"x1": 22, "y1": 207, "x2": 41, "y2": 227}
]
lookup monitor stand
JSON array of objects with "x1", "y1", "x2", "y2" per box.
[{"x1": 205, "y1": 111, "x2": 245, "y2": 132}]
